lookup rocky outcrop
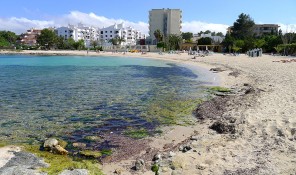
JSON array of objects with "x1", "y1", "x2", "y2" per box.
[
  {"x1": 43, "y1": 138, "x2": 68, "y2": 155},
  {"x1": 0, "y1": 151, "x2": 49, "y2": 175}
]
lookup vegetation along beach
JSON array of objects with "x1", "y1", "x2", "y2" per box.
[{"x1": 1, "y1": 1, "x2": 296, "y2": 175}]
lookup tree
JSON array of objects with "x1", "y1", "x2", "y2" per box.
[
  {"x1": 109, "y1": 36, "x2": 125, "y2": 46},
  {"x1": 216, "y1": 32, "x2": 224, "y2": 37},
  {"x1": 232, "y1": 40, "x2": 244, "y2": 53},
  {"x1": 90, "y1": 40, "x2": 98, "y2": 49},
  {"x1": 0, "y1": 31, "x2": 17, "y2": 47},
  {"x1": 204, "y1": 30, "x2": 211, "y2": 34},
  {"x1": 72, "y1": 39, "x2": 85, "y2": 50},
  {"x1": 232, "y1": 13, "x2": 255, "y2": 39},
  {"x1": 263, "y1": 35, "x2": 282, "y2": 52},
  {"x1": 197, "y1": 37, "x2": 212, "y2": 45},
  {"x1": 154, "y1": 29, "x2": 163, "y2": 43},
  {"x1": 254, "y1": 39, "x2": 266, "y2": 48},
  {"x1": 56, "y1": 36, "x2": 67, "y2": 49},
  {"x1": 165, "y1": 34, "x2": 182, "y2": 50},
  {"x1": 0, "y1": 36, "x2": 9, "y2": 47},
  {"x1": 198, "y1": 31, "x2": 204, "y2": 35},
  {"x1": 182, "y1": 32, "x2": 193, "y2": 42},
  {"x1": 222, "y1": 34, "x2": 235, "y2": 53},
  {"x1": 37, "y1": 29, "x2": 57, "y2": 50}
]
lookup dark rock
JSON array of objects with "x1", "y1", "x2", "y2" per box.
[
  {"x1": 209, "y1": 121, "x2": 235, "y2": 134},
  {"x1": 228, "y1": 71, "x2": 240, "y2": 77},
  {"x1": 210, "y1": 68, "x2": 225, "y2": 72},
  {"x1": 179, "y1": 145, "x2": 192, "y2": 153},
  {"x1": 190, "y1": 136, "x2": 199, "y2": 141},
  {"x1": 134, "y1": 159, "x2": 145, "y2": 171},
  {"x1": 153, "y1": 153, "x2": 162, "y2": 161}
]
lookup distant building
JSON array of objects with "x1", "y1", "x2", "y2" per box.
[
  {"x1": 253, "y1": 24, "x2": 280, "y2": 36},
  {"x1": 55, "y1": 23, "x2": 99, "y2": 48},
  {"x1": 99, "y1": 23, "x2": 146, "y2": 46},
  {"x1": 149, "y1": 8, "x2": 182, "y2": 44},
  {"x1": 193, "y1": 33, "x2": 225, "y2": 44},
  {"x1": 19, "y1": 28, "x2": 42, "y2": 46},
  {"x1": 227, "y1": 24, "x2": 280, "y2": 36}
]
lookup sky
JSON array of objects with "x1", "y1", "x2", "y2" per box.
[{"x1": 0, "y1": 0, "x2": 296, "y2": 35}]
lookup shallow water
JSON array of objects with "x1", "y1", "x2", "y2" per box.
[{"x1": 0, "y1": 55, "x2": 216, "y2": 144}]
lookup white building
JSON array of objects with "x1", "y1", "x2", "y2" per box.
[
  {"x1": 55, "y1": 23, "x2": 99, "y2": 48},
  {"x1": 99, "y1": 23, "x2": 145, "y2": 46},
  {"x1": 193, "y1": 33, "x2": 224, "y2": 44}
]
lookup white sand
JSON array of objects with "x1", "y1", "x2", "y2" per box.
[{"x1": 1, "y1": 50, "x2": 296, "y2": 174}]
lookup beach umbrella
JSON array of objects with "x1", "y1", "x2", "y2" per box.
[{"x1": 206, "y1": 46, "x2": 208, "y2": 50}]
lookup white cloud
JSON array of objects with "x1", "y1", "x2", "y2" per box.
[
  {"x1": 0, "y1": 17, "x2": 54, "y2": 34},
  {"x1": 278, "y1": 23, "x2": 296, "y2": 33},
  {"x1": 182, "y1": 21, "x2": 229, "y2": 34},
  {"x1": 0, "y1": 11, "x2": 149, "y2": 35}
]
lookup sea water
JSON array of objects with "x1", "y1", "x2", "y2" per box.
[{"x1": 0, "y1": 55, "x2": 218, "y2": 144}]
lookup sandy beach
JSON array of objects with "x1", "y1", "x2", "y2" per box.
[{"x1": 1, "y1": 50, "x2": 296, "y2": 174}]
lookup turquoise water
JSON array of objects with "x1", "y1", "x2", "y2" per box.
[{"x1": 0, "y1": 55, "x2": 215, "y2": 145}]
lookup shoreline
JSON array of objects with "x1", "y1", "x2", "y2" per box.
[{"x1": 1, "y1": 50, "x2": 296, "y2": 174}]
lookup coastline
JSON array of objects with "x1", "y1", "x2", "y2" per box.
[{"x1": 1, "y1": 50, "x2": 296, "y2": 174}]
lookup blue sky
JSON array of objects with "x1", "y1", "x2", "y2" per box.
[{"x1": 0, "y1": 0, "x2": 296, "y2": 35}]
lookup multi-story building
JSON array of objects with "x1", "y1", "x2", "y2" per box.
[
  {"x1": 19, "y1": 28, "x2": 42, "y2": 46},
  {"x1": 99, "y1": 23, "x2": 145, "y2": 46},
  {"x1": 227, "y1": 24, "x2": 280, "y2": 36},
  {"x1": 55, "y1": 23, "x2": 99, "y2": 48},
  {"x1": 253, "y1": 24, "x2": 280, "y2": 36},
  {"x1": 149, "y1": 8, "x2": 182, "y2": 44}
]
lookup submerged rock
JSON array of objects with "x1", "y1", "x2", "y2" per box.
[{"x1": 72, "y1": 142, "x2": 87, "y2": 149}]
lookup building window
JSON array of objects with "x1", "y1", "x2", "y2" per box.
[
  {"x1": 115, "y1": 31, "x2": 119, "y2": 34},
  {"x1": 105, "y1": 31, "x2": 107, "y2": 33},
  {"x1": 110, "y1": 35, "x2": 112, "y2": 37},
  {"x1": 101, "y1": 31, "x2": 103, "y2": 34},
  {"x1": 105, "y1": 35, "x2": 107, "y2": 37},
  {"x1": 110, "y1": 31, "x2": 112, "y2": 33}
]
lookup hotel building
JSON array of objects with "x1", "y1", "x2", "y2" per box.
[{"x1": 149, "y1": 8, "x2": 182, "y2": 44}]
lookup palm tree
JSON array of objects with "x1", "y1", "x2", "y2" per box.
[
  {"x1": 154, "y1": 29, "x2": 163, "y2": 43},
  {"x1": 165, "y1": 34, "x2": 182, "y2": 50},
  {"x1": 109, "y1": 36, "x2": 125, "y2": 46}
]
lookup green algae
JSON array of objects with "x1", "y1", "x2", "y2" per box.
[
  {"x1": 23, "y1": 145, "x2": 103, "y2": 175},
  {"x1": 84, "y1": 136, "x2": 102, "y2": 142},
  {"x1": 100, "y1": 149, "x2": 112, "y2": 156},
  {"x1": 209, "y1": 86, "x2": 231, "y2": 93},
  {"x1": 124, "y1": 128, "x2": 149, "y2": 139},
  {"x1": 80, "y1": 150, "x2": 102, "y2": 158},
  {"x1": 144, "y1": 97, "x2": 203, "y2": 125},
  {"x1": 57, "y1": 139, "x2": 68, "y2": 148},
  {"x1": 151, "y1": 164, "x2": 159, "y2": 173}
]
